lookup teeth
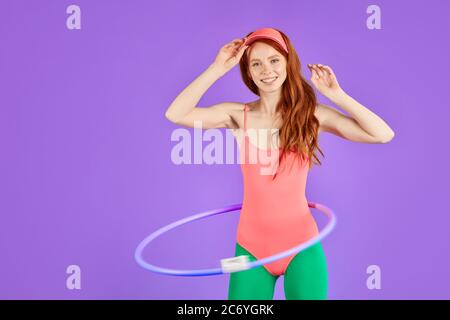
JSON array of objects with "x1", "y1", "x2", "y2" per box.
[{"x1": 261, "y1": 77, "x2": 277, "y2": 83}]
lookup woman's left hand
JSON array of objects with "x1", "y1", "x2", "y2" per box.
[{"x1": 308, "y1": 64, "x2": 343, "y2": 99}]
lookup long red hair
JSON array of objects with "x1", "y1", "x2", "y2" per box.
[{"x1": 239, "y1": 28, "x2": 324, "y2": 178}]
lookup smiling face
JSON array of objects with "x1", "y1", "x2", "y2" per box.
[{"x1": 246, "y1": 42, "x2": 287, "y2": 92}]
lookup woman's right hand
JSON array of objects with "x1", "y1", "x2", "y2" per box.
[{"x1": 212, "y1": 38, "x2": 249, "y2": 76}]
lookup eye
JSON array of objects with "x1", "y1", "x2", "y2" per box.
[{"x1": 251, "y1": 59, "x2": 279, "y2": 67}]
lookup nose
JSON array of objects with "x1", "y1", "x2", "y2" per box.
[{"x1": 261, "y1": 63, "x2": 273, "y2": 75}]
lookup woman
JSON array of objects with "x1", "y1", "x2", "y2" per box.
[{"x1": 165, "y1": 27, "x2": 395, "y2": 300}]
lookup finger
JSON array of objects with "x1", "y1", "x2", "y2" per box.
[
  {"x1": 236, "y1": 45, "x2": 249, "y2": 61},
  {"x1": 231, "y1": 39, "x2": 244, "y2": 46},
  {"x1": 316, "y1": 66, "x2": 331, "y2": 85},
  {"x1": 318, "y1": 64, "x2": 329, "y2": 73},
  {"x1": 318, "y1": 64, "x2": 330, "y2": 77},
  {"x1": 232, "y1": 44, "x2": 243, "y2": 56},
  {"x1": 230, "y1": 41, "x2": 245, "y2": 53},
  {"x1": 311, "y1": 68, "x2": 320, "y2": 80},
  {"x1": 317, "y1": 64, "x2": 324, "y2": 73},
  {"x1": 235, "y1": 40, "x2": 245, "y2": 49},
  {"x1": 320, "y1": 68, "x2": 332, "y2": 86},
  {"x1": 317, "y1": 65, "x2": 330, "y2": 83},
  {"x1": 314, "y1": 68, "x2": 327, "y2": 84},
  {"x1": 315, "y1": 65, "x2": 325, "y2": 77},
  {"x1": 308, "y1": 63, "x2": 318, "y2": 74},
  {"x1": 309, "y1": 65, "x2": 317, "y2": 77},
  {"x1": 322, "y1": 65, "x2": 336, "y2": 79},
  {"x1": 223, "y1": 43, "x2": 234, "y2": 51},
  {"x1": 310, "y1": 64, "x2": 319, "y2": 73},
  {"x1": 236, "y1": 39, "x2": 246, "y2": 48},
  {"x1": 319, "y1": 67, "x2": 328, "y2": 81},
  {"x1": 315, "y1": 65, "x2": 329, "y2": 84}
]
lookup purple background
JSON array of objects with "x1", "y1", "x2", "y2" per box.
[{"x1": 1, "y1": 0, "x2": 449, "y2": 299}]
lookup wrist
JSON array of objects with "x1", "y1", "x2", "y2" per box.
[{"x1": 328, "y1": 88, "x2": 348, "y2": 104}]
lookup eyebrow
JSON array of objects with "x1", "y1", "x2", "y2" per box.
[{"x1": 250, "y1": 55, "x2": 280, "y2": 62}]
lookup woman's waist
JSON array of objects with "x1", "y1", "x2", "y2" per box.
[
  {"x1": 239, "y1": 204, "x2": 314, "y2": 225},
  {"x1": 237, "y1": 210, "x2": 319, "y2": 238},
  {"x1": 242, "y1": 195, "x2": 309, "y2": 210}
]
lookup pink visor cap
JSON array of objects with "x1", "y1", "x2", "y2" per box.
[{"x1": 243, "y1": 28, "x2": 288, "y2": 53}]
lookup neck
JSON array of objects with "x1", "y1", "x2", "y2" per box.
[{"x1": 257, "y1": 90, "x2": 282, "y2": 116}]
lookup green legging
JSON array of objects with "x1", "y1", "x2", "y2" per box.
[{"x1": 228, "y1": 242, "x2": 328, "y2": 300}]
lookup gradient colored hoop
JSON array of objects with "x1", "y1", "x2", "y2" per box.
[{"x1": 135, "y1": 202, "x2": 336, "y2": 277}]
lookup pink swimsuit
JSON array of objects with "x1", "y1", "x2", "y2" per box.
[{"x1": 236, "y1": 104, "x2": 319, "y2": 276}]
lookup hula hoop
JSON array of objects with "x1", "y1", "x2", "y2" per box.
[{"x1": 135, "y1": 202, "x2": 336, "y2": 277}]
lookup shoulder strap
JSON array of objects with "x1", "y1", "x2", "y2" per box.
[{"x1": 243, "y1": 104, "x2": 247, "y2": 133}]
